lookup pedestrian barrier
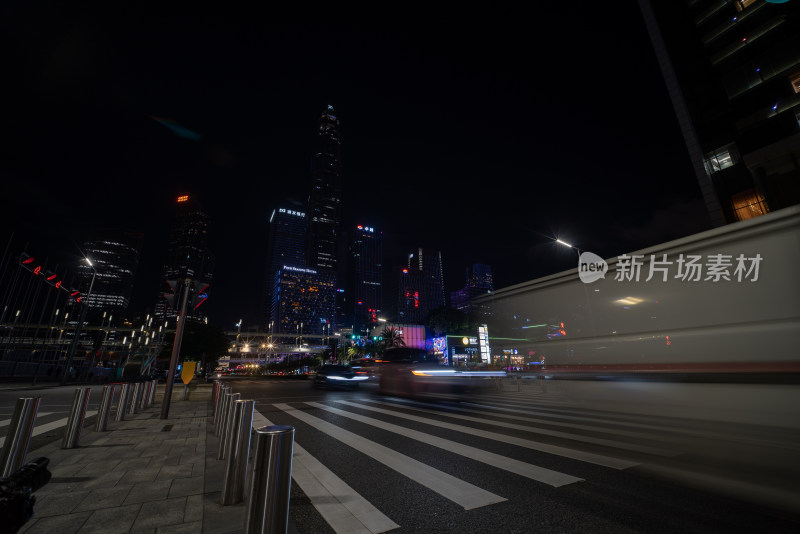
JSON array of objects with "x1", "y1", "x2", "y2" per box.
[
  {"x1": 212, "y1": 382, "x2": 221, "y2": 417},
  {"x1": 129, "y1": 382, "x2": 142, "y2": 415},
  {"x1": 217, "y1": 392, "x2": 241, "y2": 460},
  {"x1": 221, "y1": 399, "x2": 255, "y2": 505},
  {"x1": 116, "y1": 383, "x2": 131, "y2": 421},
  {"x1": 0, "y1": 397, "x2": 41, "y2": 477},
  {"x1": 140, "y1": 381, "x2": 151, "y2": 410},
  {"x1": 214, "y1": 386, "x2": 231, "y2": 436},
  {"x1": 62, "y1": 387, "x2": 90, "y2": 449},
  {"x1": 95, "y1": 385, "x2": 115, "y2": 432},
  {"x1": 148, "y1": 379, "x2": 157, "y2": 407},
  {"x1": 245, "y1": 425, "x2": 295, "y2": 534}
]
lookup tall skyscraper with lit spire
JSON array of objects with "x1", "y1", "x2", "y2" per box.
[{"x1": 306, "y1": 105, "x2": 343, "y2": 272}]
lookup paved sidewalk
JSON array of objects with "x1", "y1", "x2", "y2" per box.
[{"x1": 16, "y1": 382, "x2": 255, "y2": 534}]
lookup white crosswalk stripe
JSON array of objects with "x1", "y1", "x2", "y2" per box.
[
  {"x1": 331, "y1": 400, "x2": 637, "y2": 469},
  {"x1": 306, "y1": 401, "x2": 583, "y2": 487},
  {"x1": 0, "y1": 411, "x2": 97, "y2": 448},
  {"x1": 273, "y1": 402, "x2": 507, "y2": 510},
  {"x1": 363, "y1": 399, "x2": 676, "y2": 456},
  {"x1": 252, "y1": 409, "x2": 400, "y2": 534}
]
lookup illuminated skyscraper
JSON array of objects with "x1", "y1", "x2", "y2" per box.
[
  {"x1": 270, "y1": 265, "x2": 336, "y2": 338},
  {"x1": 639, "y1": 0, "x2": 800, "y2": 225},
  {"x1": 398, "y1": 248, "x2": 445, "y2": 324},
  {"x1": 350, "y1": 224, "x2": 382, "y2": 335},
  {"x1": 154, "y1": 194, "x2": 214, "y2": 324},
  {"x1": 263, "y1": 206, "x2": 307, "y2": 327},
  {"x1": 75, "y1": 229, "x2": 143, "y2": 319},
  {"x1": 451, "y1": 264, "x2": 494, "y2": 313},
  {"x1": 306, "y1": 105, "x2": 343, "y2": 271}
]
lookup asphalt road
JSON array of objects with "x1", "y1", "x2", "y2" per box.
[{"x1": 225, "y1": 376, "x2": 799, "y2": 534}]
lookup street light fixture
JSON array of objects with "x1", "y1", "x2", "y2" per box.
[{"x1": 60, "y1": 256, "x2": 97, "y2": 385}]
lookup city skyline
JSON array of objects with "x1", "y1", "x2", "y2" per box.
[{"x1": 2, "y1": 7, "x2": 720, "y2": 329}]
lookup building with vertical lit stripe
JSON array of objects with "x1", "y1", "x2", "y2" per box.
[
  {"x1": 350, "y1": 224, "x2": 382, "y2": 335},
  {"x1": 639, "y1": 0, "x2": 800, "y2": 226},
  {"x1": 397, "y1": 248, "x2": 445, "y2": 324},
  {"x1": 154, "y1": 194, "x2": 214, "y2": 324}
]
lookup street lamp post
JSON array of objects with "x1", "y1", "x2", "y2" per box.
[
  {"x1": 60, "y1": 257, "x2": 96, "y2": 386},
  {"x1": 555, "y1": 237, "x2": 597, "y2": 338}
]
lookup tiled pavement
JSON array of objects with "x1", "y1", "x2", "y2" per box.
[{"x1": 16, "y1": 383, "x2": 265, "y2": 534}]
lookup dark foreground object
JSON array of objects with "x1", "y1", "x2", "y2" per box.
[{"x1": 0, "y1": 457, "x2": 51, "y2": 534}]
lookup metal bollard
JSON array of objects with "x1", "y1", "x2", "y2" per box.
[
  {"x1": 214, "y1": 386, "x2": 231, "y2": 435},
  {"x1": 116, "y1": 383, "x2": 131, "y2": 421},
  {"x1": 221, "y1": 399, "x2": 255, "y2": 505},
  {"x1": 149, "y1": 379, "x2": 157, "y2": 406},
  {"x1": 129, "y1": 382, "x2": 142, "y2": 415},
  {"x1": 245, "y1": 425, "x2": 295, "y2": 534},
  {"x1": 0, "y1": 397, "x2": 41, "y2": 477},
  {"x1": 141, "y1": 381, "x2": 151, "y2": 410},
  {"x1": 216, "y1": 392, "x2": 241, "y2": 459},
  {"x1": 62, "y1": 388, "x2": 91, "y2": 449},
  {"x1": 95, "y1": 385, "x2": 115, "y2": 432},
  {"x1": 516, "y1": 375, "x2": 520, "y2": 392},
  {"x1": 212, "y1": 382, "x2": 221, "y2": 416}
]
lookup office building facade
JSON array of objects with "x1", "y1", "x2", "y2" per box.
[
  {"x1": 75, "y1": 229, "x2": 143, "y2": 319},
  {"x1": 263, "y1": 206, "x2": 307, "y2": 327},
  {"x1": 306, "y1": 105, "x2": 343, "y2": 272},
  {"x1": 154, "y1": 194, "x2": 214, "y2": 324},
  {"x1": 639, "y1": 0, "x2": 800, "y2": 226},
  {"x1": 397, "y1": 248, "x2": 445, "y2": 324},
  {"x1": 350, "y1": 224, "x2": 382, "y2": 335},
  {"x1": 270, "y1": 265, "x2": 336, "y2": 339}
]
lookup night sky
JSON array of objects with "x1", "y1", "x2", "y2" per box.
[{"x1": 0, "y1": 5, "x2": 713, "y2": 329}]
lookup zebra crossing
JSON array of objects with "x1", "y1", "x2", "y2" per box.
[
  {"x1": 0, "y1": 408, "x2": 98, "y2": 448},
  {"x1": 251, "y1": 392, "x2": 788, "y2": 534}
]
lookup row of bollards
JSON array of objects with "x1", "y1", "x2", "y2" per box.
[
  {"x1": 212, "y1": 381, "x2": 295, "y2": 534},
  {"x1": 0, "y1": 379, "x2": 161, "y2": 471}
]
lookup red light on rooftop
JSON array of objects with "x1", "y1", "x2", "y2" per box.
[
  {"x1": 357, "y1": 225, "x2": 363, "y2": 229},
  {"x1": 177, "y1": 195, "x2": 189, "y2": 203}
]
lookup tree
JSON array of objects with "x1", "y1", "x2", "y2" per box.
[
  {"x1": 159, "y1": 322, "x2": 231, "y2": 376},
  {"x1": 425, "y1": 306, "x2": 470, "y2": 337},
  {"x1": 380, "y1": 327, "x2": 405, "y2": 350}
]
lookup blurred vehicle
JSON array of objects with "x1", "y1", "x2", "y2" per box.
[
  {"x1": 313, "y1": 364, "x2": 368, "y2": 389},
  {"x1": 350, "y1": 358, "x2": 378, "y2": 381},
  {"x1": 378, "y1": 347, "x2": 503, "y2": 397}
]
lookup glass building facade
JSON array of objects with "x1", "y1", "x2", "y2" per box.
[
  {"x1": 350, "y1": 224, "x2": 382, "y2": 335},
  {"x1": 306, "y1": 105, "x2": 343, "y2": 272},
  {"x1": 154, "y1": 194, "x2": 214, "y2": 324},
  {"x1": 264, "y1": 206, "x2": 307, "y2": 327},
  {"x1": 75, "y1": 229, "x2": 143, "y2": 319},
  {"x1": 639, "y1": 0, "x2": 800, "y2": 226},
  {"x1": 271, "y1": 265, "x2": 336, "y2": 338}
]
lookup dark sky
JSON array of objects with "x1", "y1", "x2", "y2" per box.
[{"x1": 0, "y1": 5, "x2": 712, "y2": 329}]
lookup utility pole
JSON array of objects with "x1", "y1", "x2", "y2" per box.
[{"x1": 160, "y1": 278, "x2": 190, "y2": 419}]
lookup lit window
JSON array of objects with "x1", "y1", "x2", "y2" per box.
[
  {"x1": 790, "y1": 73, "x2": 800, "y2": 94},
  {"x1": 732, "y1": 190, "x2": 769, "y2": 221},
  {"x1": 734, "y1": 0, "x2": 758, "y2": 12},
  {"x1": 703, "y1": 143, "x2": 739, "y2": 175}
]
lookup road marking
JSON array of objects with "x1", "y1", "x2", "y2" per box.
[
  {"x1": 307, "y1": 402, "x2": 582, "y2": 487},
  {"x1": 366, "y1": 399, "x2": 675, "y2": 457},
  {"x1": 253, "y1": 408, "x2": 400, "y2": 534},
  {"x1": 0, "y1": 411, "x2": 97, "y2": 448},
  {"x1": 274, "y1": 403, "x2": 506, "y2": 510},
  {"x1": 336, "y1": 401, "x2": 636, "y2": 470},
  {"x1": 0, "y1": 413, "x2": 53, "y2": 429}
]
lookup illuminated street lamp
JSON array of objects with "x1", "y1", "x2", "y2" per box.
[{"x1": 60, "y1": 256, "x2": 97, "y2": 385}]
